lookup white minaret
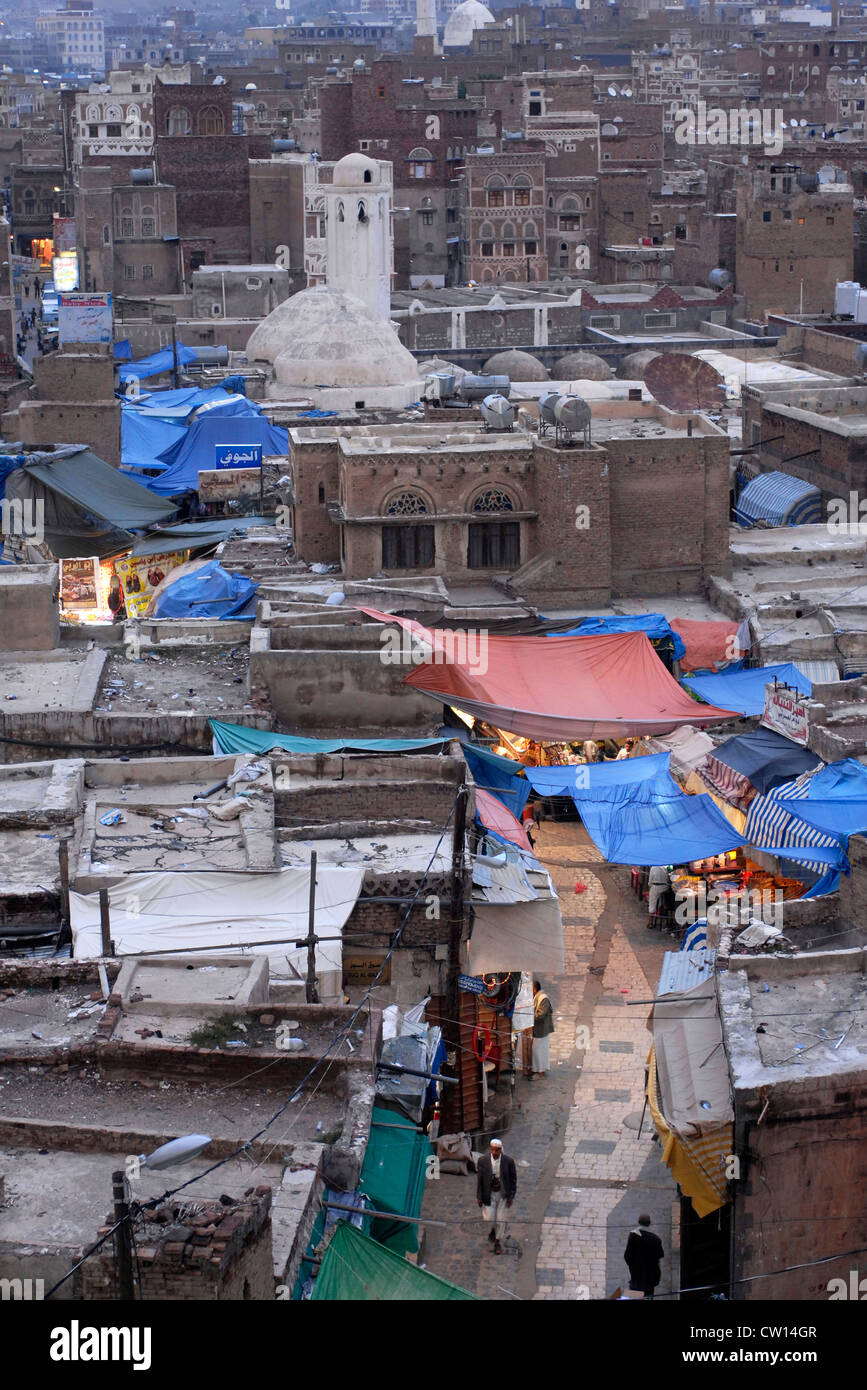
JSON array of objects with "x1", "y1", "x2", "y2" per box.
[
  {"x1": 325, "y1": 153, "x2": 394, "y2": 321},
  {"x1": 416, "y1": 0, "x2": 437, "y2": 38}
]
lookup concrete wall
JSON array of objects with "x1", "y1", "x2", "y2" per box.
[{"x1": 0, "y1": 565, "x2": 59, "y2": 651}]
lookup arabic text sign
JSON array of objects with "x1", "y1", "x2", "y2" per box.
[
  {"x1": 58, "y1": 291, "x2": 112, "y2": 345},
  {"x1": 198, "y1": 468, "x2": 262, "y2": 502},
  {"x1": 215, "y1": 443, "x2": 262, "y2": 471},
  {"x1": 115, "y1": 548, "x2": 190, "y2": 618},
  {"x1": 458, "y1": 973, "x2": 486, "y2": 994},
  {"x1": 60, "y1": 556, "x2": 99, "y2": 610},
  {"x1": 760, "y1": 683, "x2": 809, "y2": 745}
]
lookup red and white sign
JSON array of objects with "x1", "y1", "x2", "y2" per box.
[{"x1": 761, "y1": 683, "x2": 809, "y2": 745}]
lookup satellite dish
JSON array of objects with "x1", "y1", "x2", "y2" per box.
[
  {"x1": 614, "y1": 116, "x2": 623, "y2": 123},
  {"x1": 800, "y1": 119, "x2": 807, "y2": 127},
  {"x1": 623, "y1": 86, "x2": 633, "y2": 97},
  {"x1": 790, "y1": 118, "x2": 799, "y2": 128},
  {"x1": 608, "y1": 85, "x2": 618, "y2": 96},
  {"x1": 644, "y1": 353, "x2": 726, "y2": 413}
]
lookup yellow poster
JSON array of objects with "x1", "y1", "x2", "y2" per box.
[{"x1": 116, "y1": 549, "x2": 190, "y2": 618}]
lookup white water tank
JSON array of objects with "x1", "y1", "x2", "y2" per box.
[
  {"x1": 855, "y1": 289, "x2": 867, "y2": 324},
  {"x1": 835, "y1": 280, "x2": 860, "y2": 316}
]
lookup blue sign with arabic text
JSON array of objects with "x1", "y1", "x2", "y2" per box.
[
  {"x1": 215, "y1": 442, "x2": 262, "y2": 471},
  {"x1": 458, "y1": 973, "x2": 486, "y2": 994}
]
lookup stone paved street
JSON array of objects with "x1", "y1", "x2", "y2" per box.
[{"x1": 419, "y1": 818, "x2": 680, "y2": 1300}]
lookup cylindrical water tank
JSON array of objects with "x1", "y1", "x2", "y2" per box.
[
  {"x1": 480, "y1": 394, "x2": 515, "y2": 429},
  {"x1": 835, "y1": 280, "x2": 860, "y2": 316},
  {"x1": 459, "y1": 374, "x2": 511, "y2": 401},
  {"x1": 709, "y1": 267, "x2": 733, "y2": 290},
  {"x1": 130, "y1": 168, "x2": 155, "y2": 185},
  {"x1": 195, "y1": 347, "x2": 230, "y2": 365},
  {"x1": 856, "y1": 290, "x2": 867, "y2": 325},
  {"x1": 856, "y1": 342, "x2": 867, "y2": 373},
  {"x1": 539, "y1": 391, "x2": 561, "y2": 425}
]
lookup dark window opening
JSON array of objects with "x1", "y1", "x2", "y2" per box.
[
  {"x1": 382, "y1": 524, "x2": 434, "y2": 569},
  {"x1": 468, "y1": 521, "x2": 520, "y2": 569},
  {"x1": 318, "y1": 483, "x2": 325, "y2": 503},
  {"x1": 528, "y1": 100, "x2": 541, "y2": 116}
]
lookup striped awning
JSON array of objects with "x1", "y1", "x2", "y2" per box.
[
  {"x1": 699, "y1": 754, "x2": 757, "y2": 813},
  {"x1": 734, "y1": 471, "x2": 822, "y2": 528},
  {"x1": 743, "y1": 765, "x2": 841, "y2": 874},
  {"x1": 647, "y1": 1046, "x2": 732, "y2": 1219}
]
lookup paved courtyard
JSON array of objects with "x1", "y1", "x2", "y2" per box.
[{"x1": 419, "y1": 818, "x2": 680, "y2": 1300}]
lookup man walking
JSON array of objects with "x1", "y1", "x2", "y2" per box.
[
  {"x1": 476, "y1": 1137, "x2": 516, "y2": 1255},
  {"x1": 530, "y1": 979, "x2": 555, "y2": 1076},
  {"x1": 624, "y1": 1214, "x2": 664, "y2": 1298}
]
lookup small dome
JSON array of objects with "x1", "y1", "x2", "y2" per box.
[
  {"x1": 443, "y1": 0, "x2": 495, "y2": 48},
  {"x1": 553, "y1": 351, "x2": 614, "y2": 381},
  {"x1": 618, "y1": 350, "x2": 660, "y2": 380},
  {"x1": 246, "y1": 287, "x2": 418, "y2": 389},
  {"x1": 332, "y1": 151, "x2": 381, "y2": 187},
  {"x1": 482, "y1": 349, "x2": 548, "y2": 382}
]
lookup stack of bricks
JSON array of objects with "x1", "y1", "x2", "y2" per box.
[{"x1": 76, "y1": 1187, "x2": 275, "y2": 1301}]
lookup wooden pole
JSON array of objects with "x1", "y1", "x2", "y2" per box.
[
  {"x1": 445, "y1": 782, "x2": 469, "y2": 1130},
  {"x1": 112, "y1": 1169, "x2": 135, "y2": 1301},
  {"x1": 98, "y1": 887, "x2": 112, "y2": 957},
  {"x1": 58, "y1": 839, "x2": 70, "y2": 924}
]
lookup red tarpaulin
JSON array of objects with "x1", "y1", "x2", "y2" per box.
[
  {"x1": 402, "y1": 630, "x2": 736, "y2": 740},
  {"x1": 475, "y1": 787, "x2": 533, "y2": 851},
  {"x1": 670, "y1": 618, "x2": 741, "y2": 674}
]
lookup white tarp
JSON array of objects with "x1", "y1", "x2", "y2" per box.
[
  {"x1": 466, "y1": 897, "x2": 565, "y2": 977},
  {"x1": 70, "y1": 866, "x2": 364, "y2": 978}
]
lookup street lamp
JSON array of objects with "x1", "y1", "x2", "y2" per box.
[{"x1": 112, "y1": 1134, "x2": 211, "y2": 1298}]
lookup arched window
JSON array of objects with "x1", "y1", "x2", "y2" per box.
[
  {"x1": 140, "y1": 205, "x2": 155, "y2": 238},
  {"x1": 479, "y1": 221, "x2": 494, "y2": 239},
  {"x1": 337, "y1": 201, "x2": 345, "y2": 222},
  {"x1": 473, "y1": 488, "x2": 515, "y2": 513},
  {"x1": 357, "y1": 199, "x2": 368, "y2": 223},
  {"x1": 485, "y1": 174, "x2": 506, "y2": 188},
  {"x1": 560, "y1": 195, "x2": 580, "y2": 211},
  {"x1": 384, "y1": 491, "x2": 428, "y2": 515},
  {"x1": 166, "y1": 105, "x2": 191, "y2": 135},
  {"x1": 523, "y1": 220, "x2": 537, "y2": 237},
  {"x1": 198, "y1": 106, "x2": 224, "y2": 135},
  {"x1": 407, "y1": 147, "x2": 432, "y2": 179},
  {"x1": 512, "y1": 173, "x2": 532, "y2": 206},
  {"x1": 118, "y1": 206, "x2": 134, "y2": 237},
  {"x1": 501, "y1": 221, "x2": 515, "y2": 240}
]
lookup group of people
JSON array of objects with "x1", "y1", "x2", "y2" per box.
[
  {"x1": 476, "y1": 1132, "x2": 665, "y2": 1294},
  {"x1": 16, "y1": 301, "x2": 48, "y2": 359}
]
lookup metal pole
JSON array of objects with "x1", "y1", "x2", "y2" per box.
[
  {"x1": 98, "y1": 887, "x2": 112, "y2": 957},
  {"x1": 445, "y1": 782, "x2": 469, "y2": 1127},
  {"x1": 171, "y1": 320, "x2": 179, "y2": 388},
  {"x1": 305, "y1": 850, "x2": 319, "y2": 1003},
  {"x1": 111, "y1": 1169, "x2": 135, "y2": 1300}
]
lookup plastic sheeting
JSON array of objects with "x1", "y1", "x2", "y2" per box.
[
  {"x1": 671, "y1": 618, "x2": 741, "y2": 673},
  {"x1": 360, "y1": 1105, "x2": 431, "y2": 1255},
  {"x1": 525, "y1": 751, "x2": 681, "y2": 804},
  {"x1": 210, "y1": 719, "x2": 449, "y2": 756},
  {"x1": 683, "y1": 663, "x2": 813, "y2": 715},
  {"x1": 117, "y1": 344, "x2": 199, "y2": 382},
  {"x1": 734, "y1": 471, "x2": 822, "y2": 528},
  {"x1": 10, "y1": 447, "x2": 177, "y2": 531},
  {"x1": 153, "y1": 558, "x2": 257, "y2": 618},
  {"x1": 131, "y1": 517, "x2": 272, "y2": 559},
  {"x1": 744, "y1": 766, "x2": 843, "y2": 877},
  {"x1": 148, "y1": 414, "x2": 289, "y2": 496},
  {"x1": 403, "y1": 630, "x2": 737, "y2": 740},
  {"x1": 549, "y1": 613, "x2": 686, "y2": 661},
  {"x1": 461, "y1": 743, "x2": 529, "y2": 821},
  {"x1": 765, "y1": 758, "x2": 867, "y2": 838},
  {"x1": 704, "y1": 727, "x2": 820, "y2": 797},
  {"x1": 474, "y1": 787, "x2": 533, "y2": 852},
  {"x1": 311, "y1": 1221, "x2": 476, "y2": 1301},
  {"x1": 69, "y1": 865, "x2": 364, "y2": 976},
  {"x1": 114, "y1": 338, "x2": 132, "y2": 361},
  {"x1": 466, "y1": 895, "x2": 565, "y2": 976},
  {"x1": 578, "y1": 791, "x2": 743, "y2": 865},
  {"x1": 121, "y1": 409, "x2": 185, "y2": 473}
]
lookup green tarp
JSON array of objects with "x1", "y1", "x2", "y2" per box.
[
  {"x1": 131, "y1": 516, "x2": 272, "y2": 558},
  {"x1": 210, "y1": 719, "x2": 450, "y2": 756},
  {"x1": 311, "y1": 1221, "x2": 476, "y2": 1301},
  {"x1": 20, "y1": 448, "x2": 177, "y2": 529},
  {"x1": 359, "y1": 1107, "x2": 430, "y2": 1256}
]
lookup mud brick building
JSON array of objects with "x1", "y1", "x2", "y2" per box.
[{"x1": 152, "y1": 80, "x2": 269, "y2": 274}]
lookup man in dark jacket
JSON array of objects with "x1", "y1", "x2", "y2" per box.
[
  {"x1": 624, "y1": 1214, "x2": 664, "y2": 1297},
  {"x1": 476, "y1": 1137, "x2": 516, "y2": 1255}
]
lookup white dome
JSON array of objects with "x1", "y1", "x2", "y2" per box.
[
  {"x1": 332, "y1": 151, "x2": 381, "y2": 187},
  {"x1": 443, "y1": 0, "x2": 495, "y2": 48},
  {"x1": 246, "y1": 287, "x2": 419, "y2": 389}
]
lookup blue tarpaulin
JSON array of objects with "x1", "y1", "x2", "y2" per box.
[
  {"x1": 579, "y1": 791, "x2": 744, "y2": 865},
  {"x1": 525, "y1": 752, "x2": 681, "y2": 803},
  {"x1": 683, "y1": 663, "x2": 813, "y2": 716},
  {"x1": 113, "y1": 338, "x2": 132, "y2": 361},
  {"x1": 546, "y1": 613, "x2": 686, "y2": 660},
  {"x1": 120, "y1": 410, "x2": 185, "y2": 473},
  {"x1": 220, "y1": 375, "x2": 247, "y2": 396},
  {"x1": 153, "y1": 559, "x2": 258, "y2": 619},
  {"x1": 462, "y1": 744, "x2": 529, "y2": 820},
  {"x1": 744, "y1": 766, "x2": 845, "y2": 875},
  {"x1": 210, "y1": 720, "x2": 449, "y2": 756},
  {"x1": 709, "y1": 727, "x2": 820, "y2": 795},
  {"x1": 124, "y1": 387, "x2": 242, "y2": 418},
  {"x1": 148, "y1": 415, "x2": 289, "y2": 496},
  {"x1": 117, "y1": 344, "x2": 200, "y2": 382},
  {"x1": 734, "y1": 471, "x2": 822, "y2": 528},
  {"x1": 768, "y1": 758, "x2": 867, "y2": 838},
  {"x1": 190, "y1": 395, "x2": 260, "y2": 419},
  {"x1": 0, "y1": 454, "x2": 25, "y2": 500}
]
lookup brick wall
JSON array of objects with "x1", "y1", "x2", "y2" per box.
[{"x1": 76, "y1": 1189, "x2": 275, "y2": 1301}]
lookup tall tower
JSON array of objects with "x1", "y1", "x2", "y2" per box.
[
  {"x1": 324, "y1": 153, "x2": 394, "y2": 321},
  {"x1": 416, "y1": 0, "x2": 437, "y2": 38}
]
